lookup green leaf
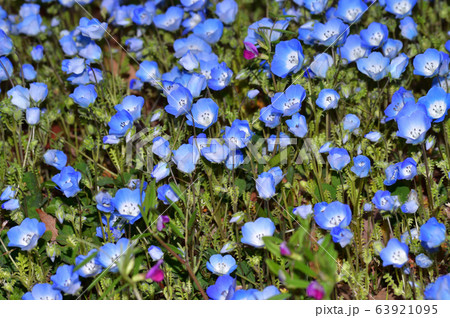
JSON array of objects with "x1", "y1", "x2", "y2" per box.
[
  {"x1": 283, "y1": 277, "x2": 309, "y2": 289},
  {"x1": 269, "y1": 292, "x2": 291, "y2": 300},
  {"x1": 262, "y1": 236, "x2": 283, "y2": 258}
]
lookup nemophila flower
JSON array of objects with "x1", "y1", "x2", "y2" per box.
[
  {"x1": 424, "y1": 274, "x2": 450, "y2": 300},
  {"x1": 304, "y1": 0, "x2": 328, "y2": 14},
  {"x1": 186, "y1": 98, "x2": 219, "y2": 131},
  {"x1": 26, "y1": 107, "x2": 40, "y2": 125},
  {"x1": 382, "y1": 39, "x2": 403, "y2": 59},
  {"x1": 268, "y1": 167, "x2": 284, "y2": 186},
  {"x1": 271, "y1": 85, "x2": 306, "y2": 117},
  {"x1": 415, "y1": 253, "x2": 432, "y2": 268},
  {"x1": 59, "y1": 33, "x2": 78, "y2": 56},
  {"x1": 7, "y1": 218, "x2": 46, "y2": 251},
  {"x1": 189, "y1": 133, "x2": 209, "y2": 151},
  {"x1": 136, "y1": 60, "x2": 161, "y2": 85},
  {"x1": 154, "y1": 6, "x2": 184, "y2": 32},
  {"x1": 255, "y1": 172, "x2": 276, "y2": 199},
  {"x1": 152, "y1": 136, "x2": 171, "y2": 159},
  {"x1": 223, "y1": 120, "x2": 253, "y2": 149},
  {"x1": 383, "y1": 163, "x2": 400, "y2": 186},
  {"x1": 193, "y1": 19, "x2": 224, "y2": 44},
  {"x1": 320, "y1": 141, "x2": 334, "y2": 153},
  {"x1": 372, "y1": 190, "x2": 396, "y2": 211},
  {"x1": 389, "y1": 53, "x2": 409, "y2": 79},
  {"x1": 413, "y1": 48, "x2": 441, "y2": 77},
  {"x1": 241, "y1": 217, "x2": 275, "y2": 248},
  {"x1": 244, "y1": 18, "x2": 288, "y2": 45},
  {"x1": 417, "y1": 86, "x2": 450, "y2": 123},
  {"x1": 364, "y1": 203, "x2": 372, "y2": 212},
  {"x1": 108, "y1": 110, "x2": 134, "y2": 137},
  {"x1": 174, "y1": 35, "x2": 212, "y2": 59},
  {"x1": 399, "y1": 16, "x2": 418, "y2": 40},
  {"x1": 208, "y1": 62, "x2": 233, "y2": 91},
  {"x1": 342, "y1": 114, "x2": 360, "y2": 133},
  {"x1": 114, "y1": 95, "x2": 144, "y2": 121},
  {"x1": 129, "y1": 78, "x2": 143, "y2": 91},
  {"x1": 95, "y1": 191, "x2": 114, "y2": 213},
  {"x1": 172, "y1": 143, "x2": 200, "y2": 174},
  {"x1": 0, "y1": 56, "x2": 13, "y2": 82},
  {"x1": 306, "y1": 281, "x2": 325, "y2": 300},
  {"x1": 316, "y1": 89, "x2": 340, "y2": 111},
  {"x1": 148, "y1": 246, "x2": 164, "y2": 261},
  {"x1": 185, "y1": 73, "x2": 207, "y2": 97},
  {"x1": 75, "y1": 249, "x2": 102, "y2": 278},
  {"x1": 79, "y1": 41, "x2": 102, "y2": 61},
  {"x1": 44, "y1": 149, "x2": 67, "y2": 170},
  {"x1": 439, "y1": 52, "x2": 450, "y2": 76},
  {"x1": 385, "y1": 0, "x2": 417, "y2": 18},
  {"x1": 225, "y1": 149, "x2": 244, "y2": 170},
  {"x1": 311, "y1": 18, "x2": 349, "y2": 47},
  {"x1": 2, "y1": 199, "x2": 19, "y2": 210},
  {"x1": 335, "y1": 0, "x2": 368, "y2": 23},
  {"x1": 131, "y1": 3, "x2": 156, "y2": 26},
  {"x1": 206, "y1": 274, "x2": 236, "y2": 300},
  {"x1": 398, "y1": 157, "x2": 417, "y2": 180},
  {"x1": 365, "y1": 131, "x2": 382, "y2": 142},
  {"x1": 360, "y1": 22, "x2": 389, "y2": 49},
  {"x1": 29, "y1": 82, "x2": 48, "y2": 103},
  {"x1": 182, "y1": 11, "x2": 206, "y2": 34},
  {"x1": 286, "y1": 113, "x2": 308, "y2": 138},
  {"x1": 351, "y1": 155, "x2": 371, "y2": 178},
  {"x1": 252, "y1": 286, "x2": 281, "y2": 300},
  {"x1": 314, "y1": 201, "x2": 352, "y2": 230},
  {"x1": 357, "y1": 52, "x2": 390, "y2": 81},
  {"x1": 420, "y1": 217, "x2": 446, "y2": 250},
  {"x1": 146, "y1": 259, "x2": 165, "y2": 282},
  {"x1": 267, "y1": 132, "x2": 291, "y2": 152},
  {"x1": 179, "y1": 51, "x2": 199, "y2": 72},
  {"x1": 339, "y1": 34, "x2": 368, "y2": 64},
  {"x1": 201, "y1": 140, "x2": 229, "y2": 163},
  {"x1": 22, "y1": 283, "x2": 62, "y2": 300},
  {"x1": 69, "y1": 84, "x2": 97, "y2": 108},
  {"x1": 52, "y1": 166, "x2": 81, "y2": 198},
  {"x1": 207, "y1": 254, "x2": 237, "y2": 276},
  {"x1": 298, "y1": 20, "x2": 316, "y2": 45},
  {"x1": 247, "y1": 89, "x2": 259, "y2": 99},
  {"x1": 0, "y1": 186, "x2": 15, "y2": 201},
  {"x1": 181, "y1": 0, "x2": 207, "y2": 11},
  {"x1": 164, "y1": 83, "x2": 193, "y2": 118},
  {"x1": 125, "y1": 38, "x2": 143, "y2": 53},
  {"x1": 385, "y1": 87, "x2": 415, "y2": 121},
  {"x1": 21, "y1": 64, "x2": 36, "y2": 81},
  {"x1": 151, "y1": 162, "x2": 170, "y2": 183},
  {"x1": 220, "y1": 242, "x2": 236, "y2": 254},
  {"x1": 7, "y1": 85, "x2": 30, "y2": 109},
  {"x1": 51, "y1": 265, "x2": 81, "y2": 295},
  {"x1": 0, "y1": 30, "x2": 13, "y2": 56},
  {"x1": 259, "y1": 106, "x2": 282, "y2": 128},
  {"x1": 62, "y1": 58, "x2": 85, "y2": 75},
  {"x1": 17, "y1": 14, "x2": 42, "y2": 36},
  {"x1": 396, "y1": 108, "x2": 431, "y2": 144},
  {"x1": 97, "y1": 238, "x2": 130, "y2": 273},
  {"x1": 156, "y1": 184, "x2": 179, "y2": 205},
  {"x1": 293, "y1": 205, "x2": 313, "y2": 219},
  {"x1": 230, "y1": 212, "x2": 245, "y2": 223},
  {"x1": 400, "y1": 228, "x2": 419, "y2": 244},
  {"x1": 331, "y1": 227, "x2": 354, "y2": 248},
  {"x1": 216, "y1": 0, "x2": 238, "y2": 24},
  {"x1": 77, "y1": 17, "x2": 107, "y2": 40},
  {"x1": 327, "y1": 148, "x2": 350, "y2": 171},
  {"x1": 112, "y1": 188, "x2": 143, "y2": 224},
  {"x1": 309, "y1": 53, "x2": 333, "y2": 78},
  {"x1": 380, "y1": 238, "x2": 409, "y2": 268},
  {"x1": 271, "y1": 39, "x2": 304, "y2": 78}
]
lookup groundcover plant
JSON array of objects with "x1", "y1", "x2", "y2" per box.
[{"x1": 0, "y1": 0, "x2": 449, "y2": 301}]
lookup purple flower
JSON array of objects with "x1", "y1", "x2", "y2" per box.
[
  {"x1": 146, "y1": 260, "x2": 164, "y2": 282},
  {"x1": 306, "y1": 281, "x2": 325, "y2": 300},
  {"x1": 156, "y1": 215, "x2": 170, "y2": 231},
  {"x1": 280, "y1": 241, "x2": 291, "y2": 256},
  {"x1": 243, "y1": 42, "x2": 259, "y2": 60}
]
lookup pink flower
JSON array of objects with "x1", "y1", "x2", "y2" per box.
[
  {"x1": 280, "y1": 241, "x2": 291, "y2": 256},
  {"x1": 306, "y1": 281, "x2": 325, "y2": 300},
  {"x1": 146, "y1": 260, "x2": 164, "y2": 282},
  {"x1": 156, "y1": 215, "x2": 170, "y2": 231},
  {"x1": 243, "y1": 42, "x2": 259, "y2": 60}
]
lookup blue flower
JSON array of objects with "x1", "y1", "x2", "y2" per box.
[
  {"x1": 193, "y1": 19, "x2": 224, "y2": 44},
  {"x1": 383, "y1": 163, "x2": 400, "y2": 186},
  {"x1": 0, "y1": 56, "x2": 13, "y2": 82},
  {"x1": 255, "y1": 172, "x2": 276, "y2": 199},
  {"x1": 136, "y1": 60, "x2": 161, "y2": 85},
  {"x1": 342, "y1": 114, "x2": 360, "y2": 132},
  {"x1": 385, "y1": 87, "x2": 415, "y2": 121},
  {"x1": 0, "y1": 30, "x2": 13, "y2": 56},
  {"x1": 17, "y1": 14, "x2": 42, "y2": 36},
  {"x1": 172, "y1": 143, "x2": 200, "y2": 174},
  {"x1": 7, "y1": 218, "x2": 46, "y2": 251},
  {"x1": 401, "y1": 228, "x2": 419, "y2": 244},
  {"x1": 201, "y1": 140, "x2": 229, "y2": 163},
  {"x1": 424, "y1": 274, "x2": 450, "y2": 300},
  {"x1": 360, "y1": 22, "x2": 389, "y2": 49},
  {"x1": 216, "y1": 0, "x2": 238, "y2": 24},
  {"x1": 131, "y1": 3, "x2": 156, "y2": 26},
  {"x1": 154, "y1": 6, "x2": 184, "y2": 32},
  {"x1": 165, "y1": 83, "x2": 193, "y2": 117},
  {"x1": 271, "y1": 85, "x2": 306, "y2": 116},
  {"x1": 59, "y1": 33, "x2": 78, "y2": 56},
  {"x1": 385, "y1": 0, "x2": 417, "y2": 18},
  {"x1": 293, "y1": 205, "x2": 313, "y2": 219},
  {"x1": 382, "y1": 39, "x2": 403, "y2": 59},
  {"x1": 29, "y1": 82, "x2": 48, "y2": 103},
  {"x1": 51, "y1": 265, "x2": 81, "y2": 295},
  {"x1": 259, "y1": 106, "x2": 282, "y2": 128},
  {"x1": 335, "y1": 0, "x2": 367, "y2": 23},
  {"x1": 186, "y1": 98, "x2": 219, "y2": 131},
  {"x1": 151, "y1": 162, "x2": 170, "y2": 183},
  {"x1": 304, "y1": 0, "x2": 328, "y2": 14},
  {"x1": 108, "y1": 110, "x2": 134, "y2": 137},
  {"x1": 77, "y1": 17, "x2": 107, "y2": 40},
  {"x1": 22, "y1": 283, "x2": 62, "y2": 300},
  {"x1": 206, "y1": 274, "x2": 236, "y2": 300},
  {"x1": 314, "y1": 201, "x2": 352, "y2": 230},
  {"x1": 252, "y1": 286, "x2": 281, "y2": 300},
  {"x1": 95, "y1": 191, "x2": 114, "y2": 213},
  {"x1": 208, "y1": 62, "x2": 233, "y2": 91},
  {"x1": 114, "y1": 95, "x2": 144, "y2": 121},
  {"x1": 298, "y1": 20, "x2": 316, "y2": 45},
  {"x1": 398, "y1": 157, "x2": 417, "y2": 180},
  {"x1": 311, "y1": 18, "x2": 349, "y2": 47},
  {"x1": 417, "y1": 86, "x2": 450, "y2": 123},
  {"x1": 79, "y1": 41, "x2": 102, "y2": 61},
  {"x1": 7, "y1": 86, "x2": 30, "y2": 109},
  {"x1": 44, "y1": 150, "x2": 67, "y2": 171},
  {"x1": 267, "y1": 132, "x2": 291, "y2": 152},
  {"x1": 69, "y1": 84, "x2": 97, "y2": 108},
  {"x1": 148, "y1": 245, "x2": 164, "y2": 261},
  {"x1": 0, "y1": 186, "x2": 15, "y2": 201},
  {"x1": 174, "y1": 35, "x2": 212, "y2": 58},
  {"x1": 52, "y1": 166, "x2": 82, "y2": 198},
  {"x1": 389, "y1": 53, "x2": 409, "y2": 79},
  {"x1": 286, "y1": 113, "x2": 308, "y2": 138},
  {"x1": 372, "y1": 190, "x2": 395, "y2": 211},
  {"x1": 223, "y1": 123, "x2": 250, "y2": 150},
  {"x1": 309, "y1": 53, "x2": 333, "y2": 78},
  {"x1": 207, "y1": 254, "x2": 237, "y2": 275},
  {"x1": 2, "y1": 199, "x2": 19, "y2": 211},
  {"x1": 379, "y1": 238, "x2": 409, "y2": 268},
  {"x1": 420, "y1": 217, "x2": 446, "y2": 250},
  {"x1": 182, "y1": 12, "x2": 205, "y2": 34},
  {"x1": 339, "y1": 34, "x2": 368, "y2": 64},
  {"x1": 415, "y1": 253, "x2": 432, "y2": 268},
  {"x1": 112, "y1": 188, "x2": 143, "y2": 224},
  {"x1": 271, "y1": 39, "x2": 304, "y2": 78},
  {"x1": 225, "y1": 149, "x2": 244, "y2": 170},
  {"x1": 357, "y1": 52, "x2": 390, "y2": 81},
  {"x1": 365, "y1": 131, "x2": 382, "y2": 142},
  {"x1": 327, "y1": 148, "x2": 351, "y2": 171},
  {"x1": 75, "y1": 249, "x2": 102, "y2": 278},
  {"x1": 316, "y1": 89, "x2": 340, "y2": 111},
  {"x1": 351, "y1": 155, "x2": 371, "y2": 178},
  {"x1": 181, "y1": 0, "x2": 207, "y2": 11},
  {"x1": 97, "y1": 238, "x2": 130, "y2": 273},
  {"x1": 157, "y1": 184, "x2": 179, "y2": 205},
  {"x1": 25, "y1": 107, "x2": 40, "y2": 125},
  {"x1": 241, "y1": 217, "x2": 275, "y2": 248},
  {"x1": 21, "y1": 64, "x2": 36, "y2": 81},
  {"x1": 396, "y1": 108, "x2": 431, "y2": 144},
  {"x1": 413, "y1": 48, "x2": 441, "y2": 77},
  {"x1": 331, "y1": 227, "x2": 354, "y2": 248},
  {"x1": 62, "y1": 57, "x2": 85, "y2": 75},
  {"x1": 244, "y1": 18, "x2": 288, "y2": 44},
  {"x1": 152, "y1": 136, "x2": 171, "y2": 159}
]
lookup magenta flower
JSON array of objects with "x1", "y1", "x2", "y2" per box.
[
  {"x1": 306, "y1": 281, "x2": 325, "y2": 300},
  {"x1": 280, "y1": 241, "x2": 291, "y2": 256},
  {"x1": 146, "y1": 260, "x2": 164, "y2": 282},
  {"x1": 156, "y1": 215, "x2": 170, "y2": 231},
  {"x1": 243, "y1": 42, "x2": 259, "y2": 60}
]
